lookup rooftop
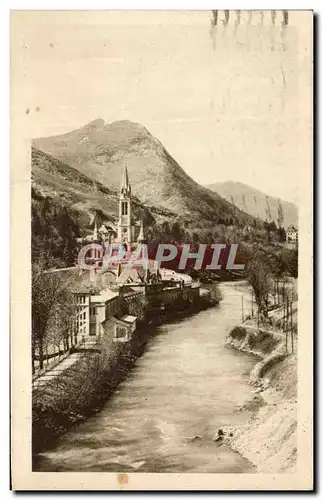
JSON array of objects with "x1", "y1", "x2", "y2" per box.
[
  {"x1": 122, "y1": 315, "x2": 137, "y2": 323},
  {"x1": 91, "y1": 288, "x2": 119, "y2": 303}
]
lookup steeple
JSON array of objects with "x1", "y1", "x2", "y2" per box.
[
  {"x1": 137, "y1": 217, "x2": 145, "y2": 243},
  {"x1": 90, "y1": 211, "x2": 101, "y2": 241},
  {"x1": 120, "y1": 163, "x2": 131, "y2": 197},
  {"x1": 117, "y1": 163, "x2": 132, "y2": 244},
  {"x1": 93, "y1": 219, "x2": 98, "y2": 241}
]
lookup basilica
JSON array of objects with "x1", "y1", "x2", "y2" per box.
[
  {"x1": 80, "y1": 164, "x2": 145, "y2": 251},
  {"x1": 116, "y1": 163, "x2": 145, "y2": 246}
]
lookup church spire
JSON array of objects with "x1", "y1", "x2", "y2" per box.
[
  {"x1": 93, "y1": 219, "x2": 98, "y2": 241},
  {"x1": 137, "y1": 217, "x2": 145, "y2": 243},
  {"x1": 120, "y1": 163, "x2": 131, "y2": 197},
  {"x1": 117, "y1": 163, "x2": 132, "y2": 244}
]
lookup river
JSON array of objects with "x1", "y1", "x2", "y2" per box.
[{"x1": 34, "y1": 281, "x2": 257, "y2": 473}]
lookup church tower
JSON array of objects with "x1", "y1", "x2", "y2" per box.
[{"x1": 117, "y1": 164, "x2": 132, "y2": 244}]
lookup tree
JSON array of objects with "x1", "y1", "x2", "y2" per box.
[
  {"x1": 278, "y1": 226, "x2": 286, "y2": 243},
  {"x1": 171, "y1": 221, "x2": 183, "y2": 243},
  {"x1": 281, "y1": 247, "x2": 298, "y2": 278},
  {"x1": 267, "y1": 220, "x2": 277, "y2": 232},
  {"x1": 246, "y1": 251, "x2": 272, "y2": 318},
  {"x1": 192, "y1": 232, "x2": 200, "y2": 244},
  {"x1": 145, "y1": 225, "x2": 155, "y2": 243},
  {"x1": 32, "y1": 195, "x2": 80, "y2": 267},
  {"x1": 161, "y1": 221, "x2": 172, "y2": 242},
  {"x1": 32, "y1": 258, "x2": 77, "y2": 372},
  {"x1": 127, "y1": 295, "x2": 149, "y2": 322}
]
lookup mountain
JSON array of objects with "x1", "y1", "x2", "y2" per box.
[
  {"x1": 206, "y1": 181, "x2": 298, "y2": 229},
  {"x1": 33, "y1": 119, "x2": 258, "y2": 228},
  {"x1": 32, "y1": 147, "x2": 163, "y2": 231}
]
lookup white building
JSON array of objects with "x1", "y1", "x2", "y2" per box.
[
  {"x1": 286, "y1": 225, "x2": 298, "y2": 244},
  {"x1": 73, "y1": 284, "x2": 138, "y2": 344},
  {"x1": 159, "y1": 268, "x2": 193, "y2": 284}
]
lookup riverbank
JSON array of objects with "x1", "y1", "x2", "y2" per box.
[
  {"x1": 32, "y1": 288, "x2": 221, "y2": 459},
  {"x1": 33, "y1": 282, "x2": 257, "y2": 473},
  {"x1": 223, "y1": 323, "x2": 297, "y2": 473}
]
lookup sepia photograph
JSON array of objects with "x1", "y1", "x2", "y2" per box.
[{"x1": 10, "y1": 9, "x2": 313, "y2": 490}]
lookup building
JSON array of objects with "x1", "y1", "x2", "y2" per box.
[
  {"x1": 70, "y1": 164, "x2": 202, "y2": 343},
  {"x1": 159, "y1": 268, "x2": 193, "y2": 284},
  {"x1": 286, "y1": 225, "x2": 298, "y2": 244},
  {"x1": 73, "y1": 283, "x2": 140, "y2": 345},
  {"x1": 117, "y1": 164, "x2": 133, "y2": 244},
  {"x1": 77, "y1": 164, "x2": 145, "y2": 262},
  {"x1": 109, "y1": 315, "x2": 137, "y2": 343},
  {"x1": 116, "y1": 163, "x2": 145, "y2": 246}
]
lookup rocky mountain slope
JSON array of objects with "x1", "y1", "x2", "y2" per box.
[
  {"x1": 33, "y1": 119, "x2": 258, "y2": 228},
  {"x1": 206, "y1": 181, "x2": 298, "y2": 229},
  {"x1": 32, "y1": 147, "x2": 163, "y2": 231}
]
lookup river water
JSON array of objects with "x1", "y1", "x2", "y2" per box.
[{"x1": 35, "y1": 282, "x2": 257, "y2": 473}]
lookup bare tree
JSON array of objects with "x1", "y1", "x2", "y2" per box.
[{"x1": 32, "y1": 260, "x2": 77, "y2": 371}]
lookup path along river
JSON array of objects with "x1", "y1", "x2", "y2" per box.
[{"x1": 35, "y1": 281, "x2": 257, "y2": 473}]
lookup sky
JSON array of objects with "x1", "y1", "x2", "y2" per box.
[{"x1": 12, "y1": 10, "x2": 312, "y2": 204}]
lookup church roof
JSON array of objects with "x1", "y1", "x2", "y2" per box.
[
  {"x1": 90, "y1": 288, "x2": 119, "y2": 303},
  {"x1": 106, "y1": 222, "x2": 117, "y2": 232},
  {"x1": 98, "y1": 224, "x2": 109, "y2": 233}
]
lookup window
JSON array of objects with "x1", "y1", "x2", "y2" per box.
[
  {"x1": 122, "y1": 201, "x2": 128, "y2": 216},
  {"x1": 115, "y1": 325, "x2": 127, "y2": 339}
]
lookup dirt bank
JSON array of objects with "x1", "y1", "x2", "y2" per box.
[
  {"x1": 223, "y1": 326, "x2": 297, "y2": 473},
  {"x1": 227, "y1": 324, "x2": 283, "y2": 359}
]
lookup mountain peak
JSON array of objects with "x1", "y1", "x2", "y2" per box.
[
  {"x1": 83, "y1": 118, "x2": 105, "y2": 129},
  {"x1": 107, "y1": 119, "x2": 151, "y2": 136},
  {"x1": 33, "y1": 121, "x2": 258, "y2": 228},
  {"x1": 82, "y1": 118, "x2": 150, "y2": 133}
]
